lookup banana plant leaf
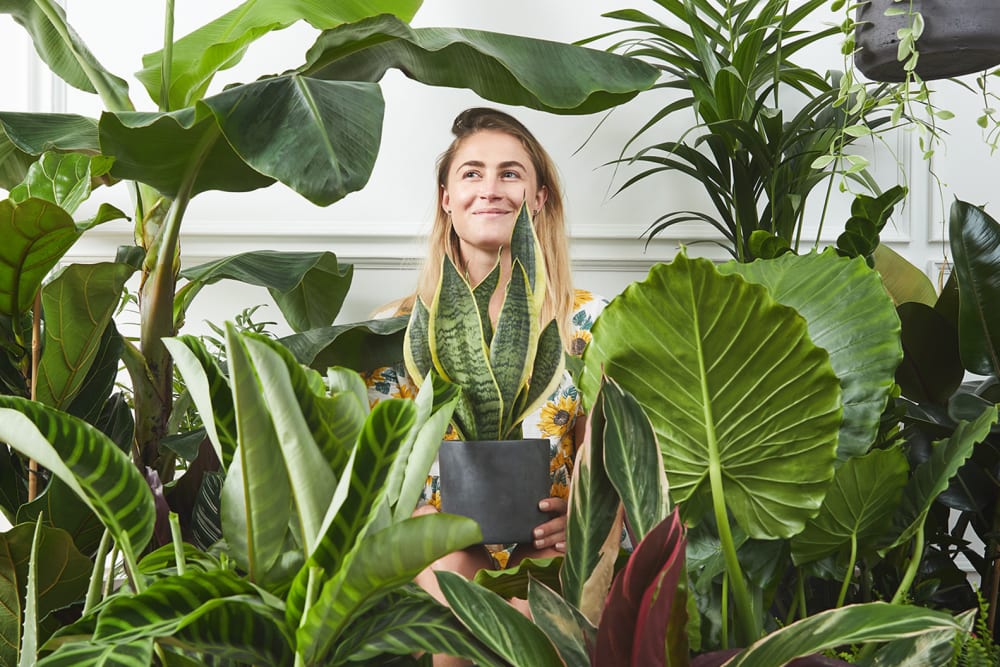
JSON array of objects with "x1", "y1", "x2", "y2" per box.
[
  {"x1": 279, "y1": 315, "x2": 408, "y2": 373},
  {"x1": 581, "y1": 254, "x2": 842, "y2": 540},
  {"x1": 177, "y1": 250, "x2": 353, "y2": 333},
  {"x1": 301, "y1": 14, "x2": 657, "y2": 113},
  {"x1": 950, "y1": 199, "x2": 1000, "y2": 376},
  {"x1": 719, "y1": 250, "x2": 902, "y2": 461},
  {"x1": 0, "y1": 522, "x2": 91, "y2": 667},
  {"x1": 136, "y1": 0, "x2": 423, "y2": 110},
  {"x1": 790, "y1": 447, "x2": 909, "y2": 566}
]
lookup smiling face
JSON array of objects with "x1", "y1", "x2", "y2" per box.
[{"x1": 441, "y1": 130, "x2": 548, "y2": 265}]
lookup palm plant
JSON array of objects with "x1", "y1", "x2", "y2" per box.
[{"x1": 581, "y1": 0, "x2": 897, "y2": 261}]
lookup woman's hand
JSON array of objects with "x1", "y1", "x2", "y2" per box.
[{"x1": 532, "y1": 497, "x2": 568, "y2": 552}]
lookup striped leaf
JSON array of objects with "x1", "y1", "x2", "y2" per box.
[
  {"x1": 403, "y1": 297, "x2": 433, "y2": 384},
  {"x1": 561, "y1": 391, "x2": 624, "y2": 623},
  {"x1": 297, "y1": 513, "x2": 481, "y2": 664},
  {"x1": 220, "y1": 323, "x2": 292, "y2": 584},
  {"x1": 491, "y1": 261, "x2": 535, "y2": 433},
  {"x1": 437, "y1": 571, "x2": 563, "y2": 667},
  {"x1": 431, "y1": 256, "x2": 500, "y2": 440},
  {"x1": 527, "y1": 577, "x2": 595, "y2": 667},
  {"x1": 91, "y1": 569, "x2": 292, "y2": 665},
  {"x1": 472, "y1": 261, "x2": 501, "y2": 345},
  {"x1": 720, "y1": 250, "x2": 902, "y2": 461},
  {"x1": 37, "y1": 639, "x2": 153, "y2": 667},
  {"x1": 600, "y1": 376, "x2": 669, "y2": 544},
  {"x1": 0, "y1": 397, "x2": 155, "y2": 556},
  {"x1": 725, "y1": 603, "x2": 963, "y2": 667},
  {"x1": 518, "y1": 319, "x2": 564, "y2": 427},
  {"x1": 163, "y1": 336, "x2": 236, "y2": 468},
  {"x1": 332, "y1": 587, "x2": 505, "y2": 666}
]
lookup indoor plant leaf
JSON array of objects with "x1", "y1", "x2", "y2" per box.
[
  {"x1": 436, "y1": 571, "x2": 563, "y2": 667},
  {"x1": 790, "y1": 447, "x2": 909, "y2": 566},
  {"x1": 9, "y1": 151, "x2": 114, "y2": 215},
  {"x1": 279, "y1": 315, "x2": 408, "y2": 373},
  {"x1": 895, "y1": 301, "x2": 963, "y2": 405},
  {"x1": 581, "y1": 253, "x2": 842, "y2": 539},
  {"x1": 0, "y1": 197, "x2": 79, "y2": 320},
  {"x1": 178, "y1": 250, "x2": 353, "y2": 333},
  {"x1": 136, "y1": 0, "x2": 423, "y2": 110},
  {"x1": 950, "y1": 199, "x2": 1000, "y2": 376},
  {"x1": 34, "y1": 262, "x2": 137, "y2": 410},
  {"x1": 0, "y1": 112, "x2": 100, "y2": 157},
  {"x1": 36, "y1": 639, "x2": 153, "y2": 667},
  {"x1": 302, "y1": 14, "x2": 659, "y2": 114},
  {"x1": 0, "y1": 396, "x2": 155, "y2": 556},
  {"x1": 720, "y1": 250, "x2": 902, "y2": 461},
  {"x1": 723, "y1": 603, "x2": 963, "y2": 667},
  {"x1": 872, "y1": 244, "x2": 939, "y2": 307},
  {"x1": 0, "y1": 522, "x2": 90, "y2": 667},
  {"x1": 18, "y1": 517, "x2": 42, "y2": 667},
  {"x1": 527, "y1": 576, "x2": 595, "y2": 667}
]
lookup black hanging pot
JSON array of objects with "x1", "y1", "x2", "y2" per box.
[
  {"x1": 439, "y1": 438, "x2": 553, "y2": 545},
  {"x1": 855, "y1": 0, "x2": 1000, "y2": 82}
]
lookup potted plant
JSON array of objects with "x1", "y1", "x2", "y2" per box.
[{"x1": 403, "y1": 201, "x2": 565, "y2": 544}]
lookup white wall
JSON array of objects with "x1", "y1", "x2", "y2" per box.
[{"x1": 6, "y1": 1, "x2": 995, "y2": 338}]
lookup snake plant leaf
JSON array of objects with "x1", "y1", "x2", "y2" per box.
[
  {"x1": 581, "y1": 254, "x2": 842, "y2": 539},
  {"x1": 527, "y1": 577, "x2": 595, "y2": 667},
  {"x1": 519, "y1": 319, "x2": 565, "y2": 427},
  {"x1": 437, "y1": 571, "x2": 563, "y2": 667},
  {"x1": 509, "y1": 203, "x2": 545, "y2": 307},
  {"x1": 163, "y1": 335, "x2": 237, "y2": 469},
  {"x1": 950, "y1": 199, "x2": 1000, "y2": 376},
  {"x1": 430, "y1": 256, "x2": 500, "y2": 440},
  {"x1": 889, "y1": 405, "x2": 998, "y2": 550},
  {"x1": 472, "y1": 262, "x2": 501, "y2": 346},
  {"x1": 0, "y1": 197, "x2": 78, "y2": 319},
  {"x1": 723, "y1": 603, "x2": 963, "y2": 667},
  {"x1": 219, "y1": 324, "x2": 292, "y2": 584},
  {"x1": 0, "y1": 522, "x2": 90, "y2": 667},
  {"x1": 600, "y1": 376, "x2": 668, "y2": 544},
  {"x1": 720, "y1": 250, "x2": 902, "y2": 461},
  {"x1": 282, "y1": 315, "x2": 407, "y2": 373},
  {"x1": 790, "y1": 447, "x2": 909, "y2": 566},
  {"x1": 296, "y1": 513, "x2": 481, "y2": 664},
  {"x1": 9, "y1": 152, "x2": 113, "y2": 215},
  {"x1": 35, "y1": 639, "x2": 153, "y2": 666},
  {"x1": 491, "y1": 261, "x2": 536, "y2": 434},
  {"x1": 177, "y1": 250, "x2": 353, "y2": 333},
  {"x1": 404, "y1": 298, "x2": 433, "y2": 385},
  {"x1": 137, "y1": 0, "x2": 422, "y2": 110},
  {"x1": 35, "y1": 262, "x2": 137, "y2": 410},
  {"x1": 331, "y1": 587, "x2": 505, "y2": 666},
  {"x1": 561, "y1": 389, "x2": 624, "y2": 623},
  {"x1": 0, "y1": 1, "x2": 129, "y2": 102},
  {"x1": 302, "y1": 15, "x2": 657, "y2": 114},
  {"x1": 90, "y1": 569, "x2": 292, "y2": 665},
  {"x1": 0, "y1": 396, "x2": 155, "y2": 556}
]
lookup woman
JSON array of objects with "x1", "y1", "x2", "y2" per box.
[{"x1": 366, "y1": 107, "x2": 604, "y2": 597}]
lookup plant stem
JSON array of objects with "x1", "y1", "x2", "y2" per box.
[
  {"x1": 295, "y1": 567, "x2": 321, "y2": 667},
  {"x1": 83, "y1": 529, "x2": 112, "y2": 614},
  {"x1": 722, "y1": 571, "x2": 729, "y2": 649},
  {"x1": 709, "y1": 467, "x2": 758, "y2": 644},
  {"x1": 169, "y1": 512, "x2": 185, "y2": 576},
  {"x1": 891, "y1": 523, "x2": 924, "y2": 605},
  {"x1": 836, "y1": 534, "x2": 858, "y2": 607},
  {"x1": 28, "y1": 291, "x2": 41, "y2": 501},
  {"x1": 161, "y1": 0, "x2": 175, "y2": 112}
]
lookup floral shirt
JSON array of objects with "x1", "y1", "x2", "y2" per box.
[{"x1": 365, "y1": 289, "x2": 606, "y2": 566}]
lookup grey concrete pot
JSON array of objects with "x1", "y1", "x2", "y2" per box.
[{"x1": 855, "y1": 0, "x2": 1000, "y2": 81}]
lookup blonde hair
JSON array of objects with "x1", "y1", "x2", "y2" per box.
[{"x1": 396, "y1": 108, "x2": 575, "y2": 349}]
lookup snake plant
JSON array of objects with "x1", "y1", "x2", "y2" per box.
[{"x1": 404, "y1": 202, "x2": 564, "y2": 441}]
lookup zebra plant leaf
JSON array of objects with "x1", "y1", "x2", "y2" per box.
[
  {"x1": 0, "y1": 397, "x2": 155, "y2": 557},
  {"x1": 37, "y1": 639, "x2": 153, "y2": 667}
]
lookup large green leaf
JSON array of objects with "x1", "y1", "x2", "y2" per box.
[
  {"x1": 332, "y1": 587, "x2": 504, "y2": 666},
  {"x1": 302, "y1": 14, "x2": 658, "y2": 114},
  {"x1": 437, "y1": 571, "x2": 563, "y2": 667},
  {"x1": 0, "y1": 1, "x2": 129, "y2": 102},
  {"x1": 950, "y1": 199, "x2": 1000, "y2": 376},
  {"x1": 724, "y1": 603, "x2": 963, "y2": 667},
  {"x1": 9, "y1": 152, "x2": 114, "y2": 215},
  {"x1": 17, "y1": 478, "x2": 106, "y2": 559},
  {"x1": 280, "y1": 315, "x2": 407, "y2": 372},
  {"x1": 137, "y1": 0, "x2": 422, "y2": 109},
  {"x1": 37, "y1": 639, "x2": 153, "y2": 667},
  {"x1": 35, "y1": 262, "x2": 137, "y2": 410},
  {"x1": 297, "y1": 513, "x2": 481, "y2": 664},
  {"x1": 0, "y1": 397, "x2": 155, "y2": 556},
  {"x1": 895, "y1": 302, "x2": 964, "y2": 405},
  {"x1": 581, "y1": 254, "x2": 842, "y2": 539},
  {"x1": 720, "y1": 250, "x2": 902, "y2": 461},
  {"x1": 528, "y1": 577, "x2": 596, "y2": 667},
  {"x1": 178, "y1": 251, "x2": 353, "y2": 333},
  {"x1": 0, "y1": 197, "x2": 79, "y2": 320},
  {"x1": 220, "y1": 324, "x2": 292, "y2": 584},
  {"x1": 0, "y1": 523, "x2": 91, "y2": 667},
  {"x1": 0, "y1": 113, "x2": 100, "y2": 157},
  {"x1": 89, "y1": 569, "x2": 292, "y2": 665},
  {"x1": 872, "y1": 244, "x2": 938, "y2": 307},
  {"x1": 790, "y1": 447, "x2": 909, "y2": 566}
]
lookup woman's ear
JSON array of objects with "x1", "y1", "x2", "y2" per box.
[
  {"x1": 534, "y1": 185, "x2": 549, "y2": 213},
  {"x1": 441, "y1": 186, "x2": 451, "y2": 215}
]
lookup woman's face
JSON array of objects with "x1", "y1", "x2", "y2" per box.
[{"x1": 441, "y1": 130, "x2": 548, "y2": 260}]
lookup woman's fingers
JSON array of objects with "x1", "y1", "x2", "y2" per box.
[{"x1": 533, "y1": 498, "x2": 568, "y2": 551}]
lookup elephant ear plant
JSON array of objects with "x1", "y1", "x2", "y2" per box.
[{"x1": 403, "y1": 201, "x2": 564, "y2": 441}]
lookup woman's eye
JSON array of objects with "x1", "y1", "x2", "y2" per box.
[
  {"x1": 502, "y1": 170, "x2": 520, "y2": 179},
  {"x1": 462, "y1": 170, "x2": 480, "y2": 179}
]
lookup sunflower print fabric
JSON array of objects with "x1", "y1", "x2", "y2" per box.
[{"x1": 364, "y1": 290, "x2": 607, "y2": 563}]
